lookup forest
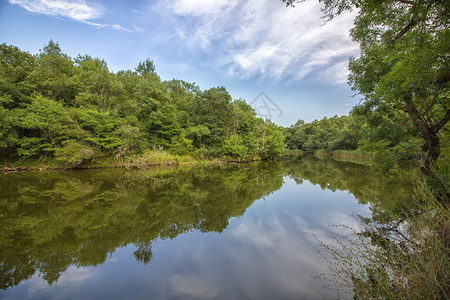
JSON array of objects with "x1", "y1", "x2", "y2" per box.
[
  {"x1": 0, "y1": 41, "x2": 285, "y2": 168},
  {"x1": 1, "y1": 38, "x2": 448, "y2": 175},
  {"x1": 284, "y1": 112, "x2": 430, "y2": 175}
]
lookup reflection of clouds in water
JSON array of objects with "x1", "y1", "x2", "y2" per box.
[
  {"x1": 24, "y1": 274, "x2": 49, "y2": 294},
  {"x1": 1, "y1": 168, "x2": 375, "y2": 299},
  {"x1": 229, "y1": 213, "x2": 335, "y2": 299},
  {"x1": 57, "y1": 267, "x2": 94, "y2": 286},
  {"x1": 170, "y1": 273, "x2": 221, "y2": 298},
  {"x1": 161, "y1": 185, "x2": 370, "y2": 299},
  {"x1": 302, "y1": 212, "x2": 367, "y2": 249},
  {"x1": 329, "y1": 212, "x2": 367, "y2": 233},
  {"x1": 18, "y1": 267, "x2": 95, "y2": 298},
  {"x1": 226, "y1": 179, "x2": 372, "y2": 299}
]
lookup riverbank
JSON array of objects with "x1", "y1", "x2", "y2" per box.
[
  {"x1": 284, "y1": 149, "x2": 372, "y2": 162},
  {"x1": 0, "y1": 149, "x2": 265, "y2": 173},
  {"x1": 1, "y1": 149, "x2": 376, "y2": 173}
]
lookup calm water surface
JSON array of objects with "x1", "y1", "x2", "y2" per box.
[{"x1": 0, "y1": 156, "x2": 410, "y2": 299}]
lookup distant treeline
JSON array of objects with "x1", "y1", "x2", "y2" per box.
[
  {"x1": 0, "y1": 41, "x2": 284, "y2": 166},
  {"x1": 284, "y1": 109, "x2": 435, "y2": 175}
]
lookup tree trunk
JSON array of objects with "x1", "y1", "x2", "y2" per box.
[
  {"x1": 404, "y1": 96, "x2": 441, "y2": 176},
  {"x1": 419, "y1": 134, "x2": 440, "y2": 177}
]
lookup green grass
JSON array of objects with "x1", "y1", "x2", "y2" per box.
[
  {"x1": 319, "y1": 171, "x2": 450, "y2": 299},
  {"x1": 1, "y1": 149, "x2": 267, "y2": 172}
]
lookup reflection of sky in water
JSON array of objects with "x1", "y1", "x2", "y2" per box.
[{"x1": 2, "y1": 177, "x2": 370, "y2": 300}]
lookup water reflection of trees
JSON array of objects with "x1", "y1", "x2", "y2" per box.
[
  {"x1": 0, "y1": 163, "x2": 284, "y2": 289},
  {"x1": 0, "y1": 157, "x2": 410, "y2": 289},
  {"x1": 283, "y1": 155, "x2": 412, "y2": 210}
]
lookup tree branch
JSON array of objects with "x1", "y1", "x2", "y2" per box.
[
  {"x1": 436, "y1": 70, "x2": 450, "y2": 85},
  {"x1": 433, "y1": 109, "x2": 450, "y2": 134},
  {"x1": 281, "y1": 0, "x2": 304, "y2": 7},
  {"x1": 404, "y1": 95, "x2": 432, "y2": 139},
  {"x1": 390, "y1": 17, "x2": 418, "y2": 44},
  {"x1": 397, "y1": 0, "x2": 414, "y2": 5}
]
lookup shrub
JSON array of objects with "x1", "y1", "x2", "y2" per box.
[
  {"x1": 54, "y1": 141, "x2": 95, "y2": 168},
  {"x1": 320, "y1": 172, "x2": 450, "y2": 299}
]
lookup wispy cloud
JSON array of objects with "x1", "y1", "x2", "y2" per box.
[
  {"x1": 167, "y1": 0, "x2": 238, "y2": 17},
  {"x1": 170, "y1": 274, "x2": 221, "y2": 298},
  {"x1": 9, "y1": 0, "x2": 104, "y2": 20},
  {"x1": 9, "y1": 0, "x2": 132, "y2": 31},
  {"x1": 159, "y1": 0, "x2": 358, "y2": 84},
  {"x1": 83, "y1": 20, "x2": 132, "y2": 32}
]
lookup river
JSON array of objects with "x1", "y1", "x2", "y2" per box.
[{"x1": 0, "y1": 156, "x2": 410, "y2": 299}]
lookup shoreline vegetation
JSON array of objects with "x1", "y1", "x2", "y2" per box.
[
  {"x1": 0, "y1": 41, "x2": 286, "y2": 172},
  {"x1": 1, "y1": 41, "x2": 441, "y2": 177},
  {"x1": 0, "y1": 150, "x2": 259, "y2": 173},
  {"x1": 323, "y1": 169, "x2": 450, "y2": 299},
  {"x1": 1, "y1": 149, "x2": 374, "y2": 173},
  {"x1": 285, "y1": 149, "x2": 372, "y2": 160}
]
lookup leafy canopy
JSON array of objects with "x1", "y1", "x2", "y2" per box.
[{"x1": 283, "y1": 0, "x2": 449, "y2": 174}]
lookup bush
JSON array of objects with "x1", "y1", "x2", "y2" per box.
[
  {"x1": 114, "y1": 123, "x2": 146, "y2": 158},
  {"x1": 221, "y1": 134, "x2": 248, "y2": 159},
  {"x1": 169, "y1": 135, "x2": 194, "y2": 156},
  {"x1": 192, "y1": 145, "x2": 209, "y2": 159},
  {"x1": 54, "y1": 141, "x2": 95, "y2": 168}
]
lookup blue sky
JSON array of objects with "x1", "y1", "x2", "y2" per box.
[{"x1": 0, "y1": 0, "x2": 360, "y2": 126}]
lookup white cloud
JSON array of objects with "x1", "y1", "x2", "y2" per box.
[
  {"x1": 82, "y1": 20, "x2": 132, "y2": 32},
  {"x1": 170, "y1": 274, "x2": 221, "y2": 298},
  {"x1": 9, "y1": 0, "x2": 132, "y2": 31},
  {"x1": 132, "y1": 24, "x2": 146, "y2": 32},
  {"x1": 168, "y1": 0, "x2": 237, "y2": 17},
  {"x1": 9, "y1": 0, "x2": 104, "y2": 21},
  {"x1": 56, "y1": 266, "x2": 94, "y2": 285},
  {"x1": 160, "y1": 0, "x2": 359, "y2": 84},
  {"x1": 23, "y1": 266, "x2": 94, "y2": 296}
]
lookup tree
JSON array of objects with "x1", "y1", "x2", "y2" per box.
[
  {"x1": 191, "y1": 87, "x2": 234, "y2": 149},
  {"x1": 0, "y1": 43, "x2": 36, "y2": 108},
  {"x1": 283, "y1": 0, "x2": 449, "y2": 175},
  {"x1": 73, "y1": 55, "x2": 115, "y2": 110},
  {"x1": 136, "y1": 58, "x2": 156, "y2": 77},
  {"x1": 259, "y1": 121, "x2": 286, "y2": 159},
  {"x1": 17, "y1": 94, "x2": 76, "y2": 157},
  {"x1": 284, "y1": 116, "x2": 359, "y2": 152},
  {"x1": 31, "y1": 40, "x2": 76, "y2": 103}
]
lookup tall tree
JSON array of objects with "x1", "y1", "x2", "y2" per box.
[
  {"x1": 283, "y1": 0, "x2": 449, "y2": 175},
  {"x1": 31, "y1": 40, "x2": 76, "y2": 103},
  {"x1": 136, "y1": 58, "x2": 156, "y2": 77},
  {"x1": 0, "y1": 44, "x2": 36, "y2": 108}
]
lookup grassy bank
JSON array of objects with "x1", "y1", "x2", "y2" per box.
[
  {"x1": 284, "y1": 149, "x2": 372, "y2": 163},
  {"x1": 321, "y1": 171, "x2": 449, "y2": 299},
  {"x1": 0, "y1": 149, "x2": 266, "y2": 172},
  {"x1": 314, "y1": 149, "x2": 371, "y2": 160}
]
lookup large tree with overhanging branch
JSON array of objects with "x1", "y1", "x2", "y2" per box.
[{"x1": 283, "y1": 0, "x2": 449, "y2": 175}]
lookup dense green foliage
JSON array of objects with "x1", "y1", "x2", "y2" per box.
[
  {"x1": 284, "y1": 0, "x2": 449, "y2": 175},
  {"x1": 0, "y1": 41, "x2": 285, "y2": 166},
  {"x1": 283, "y1": 112, "x2": 430, "y2": 179},
  {"x1": 285, "y1": 116, "x2": 360, "y2": 152}
]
